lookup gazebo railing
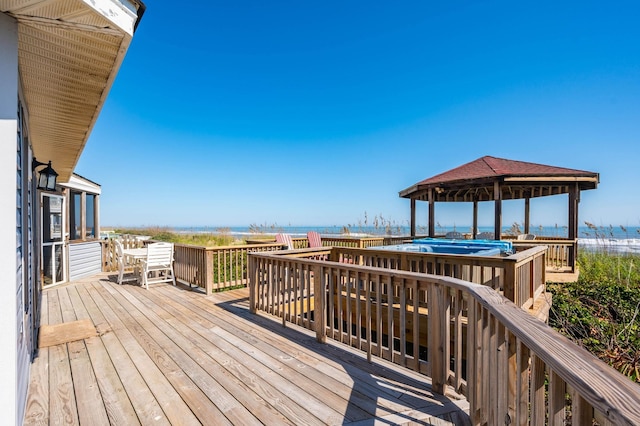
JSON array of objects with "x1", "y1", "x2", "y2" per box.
[{"x1": 513, "y1": 239, "x2": 577, "y2": 273}]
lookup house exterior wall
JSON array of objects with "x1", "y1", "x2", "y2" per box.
[
  {"x1": 0, "y1": 11, "x2": 24, "y2": 425},
  {"x1": 68, "y1": 241, "x2": 103, "y2": 281},
  {"x1": 15, "y1": 99, "x2": 32, "y2": 426},
  {"x1": 1, "y1": 2, "x2": 144, "y2": 422}
]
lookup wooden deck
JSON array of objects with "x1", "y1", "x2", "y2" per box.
[{"x1": 24, "y1": 272, "x2": 470, "y2": 425}]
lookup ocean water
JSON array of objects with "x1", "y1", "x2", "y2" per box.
[{"x1": 174, "y1": 225, "x2": 640, "y2": 254}]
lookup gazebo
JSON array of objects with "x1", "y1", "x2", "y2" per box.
[{"x1": 399, "y1": 156, "x2": 599, "y2": 269}]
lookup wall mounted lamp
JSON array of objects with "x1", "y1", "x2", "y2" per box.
[{"x1": 32, "y1": 158, "x2": 58, "y2": 191}]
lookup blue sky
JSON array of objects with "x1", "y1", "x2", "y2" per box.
[{"x1": 76, "y1": 1, "x2": 640, "y2": 229}]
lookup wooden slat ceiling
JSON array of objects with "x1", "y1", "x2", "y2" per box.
[
  {"x1": 1, "y1": 0, "x2": 142, "y2": 182},
  {"x1": 407, "y1": 182, "x2": 593, "y2": 203}
]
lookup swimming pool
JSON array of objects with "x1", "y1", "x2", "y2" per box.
[{"x1": 372, "y1": 238, "x2": 513, "y2": 256}]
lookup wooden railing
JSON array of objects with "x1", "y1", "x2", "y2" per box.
[
  {"x1": 513, "y1": 239, "x2": 577, "y2": 272},
  {"x1": 326, "y1": 246, "x2": 546, "y2": 312},
  {"x1": 255, "y1": 235, "x2": 431, "y2": 249},
  {"x1": 316, "y1": 235, "x2": 430, "y2": 247},
  {"x1": 102, "y1": 236, "x2": 549, "y2": 294},
  {"x1": 173, "y1": 243, "x2": 285, "y2": 293},
  {"x1": 103, "y1": 236, "x2": 286, "y2": 293},
  {"x1": 248, "y1": 252, "x2": 640, "y2": 425},
  {"x1": 289, "y1": 236, "x2": 389, "y2": 248}
]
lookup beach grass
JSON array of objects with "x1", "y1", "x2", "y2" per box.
[
  {"x1": 548, "y1": 251, "x2": 640, "y2": 382},
  {"x1": 112, "y1": 226, "x2": 238, "y2": 246}
]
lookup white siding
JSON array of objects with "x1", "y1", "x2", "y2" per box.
[{"x1": 68, "y1": 241, "x2": 103, "y2": 281}]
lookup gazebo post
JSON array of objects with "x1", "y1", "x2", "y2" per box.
[
  {"x1": 568, "y1": 183, "x2": 580, "y2": 271},
  {"x1": 524, "y1": 197, "x2": 530, "y2": 234},
  {"x1": 494, "y1": 181, "x2": 502, "y2": 240},
  {"x1": 428, "y1": 188, "x2": 435, "y2": 237},
  {"x1": 410, "y1": 198, "x2": 416, "y2": 237},
  {"x1": 472, "y1": 200, "x2": 478, "y2": 239}
]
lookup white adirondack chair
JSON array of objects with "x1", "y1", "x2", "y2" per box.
[
  {"x1": 115, "y1": 239, "x2": 138, "y2": 284},
  {"x1": 140, "y1": 242, "x2": 176, "y2": 289}
]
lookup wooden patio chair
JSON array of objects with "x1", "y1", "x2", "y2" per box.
[
  {"x1": 307, "y1": 231, "x2": 322, "y2": 248},
  {"x1": 115, "y1": 239, "x2": 139, "y2": 284},
  {"x1": 476, "y1": 231, "x2": 495, "y2": 240},
  {"x1": 140, "y1": 242, "x2": 176, "y2": 289},
  {"x1": 275, "y1": 233, "x2": 295, "y2": 250},
  {"x1": 445, "y1": 231, "x2": 464, "y2": 239},
  {"x1": 517, "y1": 233, "x2": 536, "y2": 240}
]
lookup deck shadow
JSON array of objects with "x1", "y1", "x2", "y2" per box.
[{"x1": 213, "y1": 292, "x2": 470, "y2": 425}]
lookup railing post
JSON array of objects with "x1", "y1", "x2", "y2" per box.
[
  {"x1": 503, "y1": 259, "x2": 516, "y2": 304},
  {"x1": 101, "y1": 239, "x2": 107, "y2": 272},
  {"x1": 549, "y1": 370, "x2": 567, "y2": 424},
  {"x1": 428, "y1": 284, "x2": 446, "y2": 394},
  {"x1": 571, "y1": 392, "x2": 593, "y2": 425},
  {"x1": 328, "y1": 247, "x2": 337, "y2": 263},
  {"x1": 249, "y1": 254, "x2": 257, "y2": 314},
  {"x1": 530, "y1": 355, "x2": 546, "y2": 425},
  {"x1": 204, "y1": 248, "x2": 213, "y2": 295},
  {"x1": 467, "y1": 300, "x2": 479, "y2": 425},
  {"x1": 541, "y1": 251, "x2": 546, "y2": 288},
  {"x1": 399, "y1": 253, "x2": 408, "y2": 271},
  {"x1": 507, "y1": 333, "x2": 518, "y2": 424},
  {"x1": 313, "y1": 265, "x2": 326, "y2": 343}
]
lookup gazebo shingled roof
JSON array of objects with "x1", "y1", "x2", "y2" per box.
[
  {"x1": 400, "y1": 156, "x2": 598, "y2": 202},
  {"x1": 399, "y1": 156, "x2": 599, "y2": 271}
]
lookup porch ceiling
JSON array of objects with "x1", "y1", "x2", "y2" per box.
[
  {"x1": 404, "y1": 180, "x2": 598, "y2": 203},
  {"x1": 1, "y1": 0, "x2": 144, "y2": 182}
]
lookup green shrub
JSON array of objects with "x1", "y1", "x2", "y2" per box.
[{"x1": 548, "y1": 251, "x2": 640, "y2": 382}]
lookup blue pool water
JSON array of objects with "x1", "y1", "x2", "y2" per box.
[{"x1": 373, "y1": 238, "x2": 513, "y2": 256}]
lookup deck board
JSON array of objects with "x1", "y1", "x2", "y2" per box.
[
  {"x1": 51, "y1": 288, "x2": 110, "y2": 425},
  {"x1": 97, "y1": 281, "x2": 268, "y2": 426},
  {"x1": 148, "y1": 284, "x2": 373, "y2": 421},
  {"x1": 121, "y1": 284, "x2": 331, "y2": 425},
  {"x1": 89, "y1": 281, "x2": 215, "y2": 426},
  {"x1": 158, "y1": 284, "x2": 429, "y2": 418},
  {"x1": 24, "y1": 287, "x2": 49, "y2": 425},
  {"x1": 47, "y1": 290, "x2": 80, "y2": 426},
  {"x1": 68, "y1": 285, "x2": 140, "y2": 425},
  {"x1": 24, "y1": 273, "x2": 470, "y2": 425},
  {"x1": 74, "y1": 284, "x2": 170, "y2": 426}
]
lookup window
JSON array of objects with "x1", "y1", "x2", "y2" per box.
[
  {"x1": 70, "y1": 192, "x2": 81, "y2": 240},
  {"x1": 69, "y1": 190, "x2": 98, "y2": 240},
  {"x1": 86, "y1": 194, "x2": 95, "y2": 238}
]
